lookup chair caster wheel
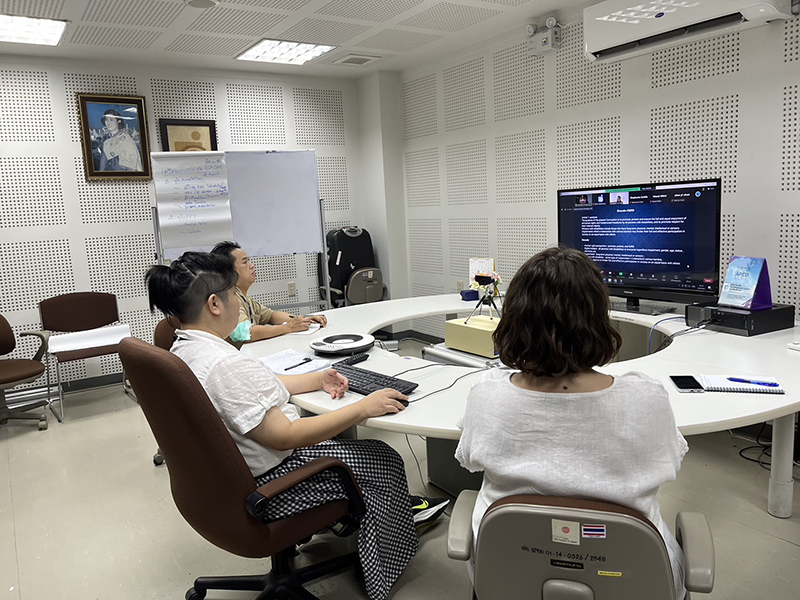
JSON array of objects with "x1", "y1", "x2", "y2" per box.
[
  {"x1": 186, "y1": 588, "x2": 206, "y2": 600},
  {"x1": 38, "y1": 419, "x2": 48, "y2": 431},
  {"x1": 153, "y1": 453, "x2": 164, "y2": 466}
]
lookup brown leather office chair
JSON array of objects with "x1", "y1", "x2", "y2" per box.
[
  {"x1": 118, "y1": 336, "x2": 364, "y2": 600},
  {"x1": 448, "y1": 490, "x2": 714, "y2": 600},
  {"x1": 0, "y1": 314, "x2": 48, "y2": 430},
  {"x1": 150, "y1": 317, "x2": 182, "y2": 466},
  {"x1": 39, "y1": 291, "x2": 127, "y2": 421}
]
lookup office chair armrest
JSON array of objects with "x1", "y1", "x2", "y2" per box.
[
  {"x1": 20, "y1": 330, "x2": 50, "y2": 362},
  {"x1": 246, "y1": 456, "x2": 365, "y2": 520},
  {"x1": 447, "y1": 490, "x2": 479, "y2": 561},
  {"x1": 676, "y1": 510, "x2": 715, "y2": 593}
]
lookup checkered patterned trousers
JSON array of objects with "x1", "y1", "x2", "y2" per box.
[{"x1": 255, "y1": 438, "x2": 419, "y2": 600}]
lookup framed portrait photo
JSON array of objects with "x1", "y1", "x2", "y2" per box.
[
  {"x1": 159, "y1": 119, "x2": 218, "y2": 152},
  {"x1": 77, "y1": 94, "x2": 152, "y2": 181}
]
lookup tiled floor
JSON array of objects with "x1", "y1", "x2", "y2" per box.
[{"x1": 1, "y1": 339, "x2": 799, "y2": 599}]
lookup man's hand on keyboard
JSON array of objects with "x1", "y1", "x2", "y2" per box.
[
  {"x1": 359, "y1": 388, "x2": 408, "y2": 417},
  {"x1": 321, "y1": 369, "x2": 349, "y2": 399}
]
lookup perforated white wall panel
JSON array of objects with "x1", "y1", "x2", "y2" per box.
[
  {"x1": 252, "y1": 255, "x2": 297, "y2": 282},
  {"x1": 317, "y1": 156, "x2": 349, "y2": 211},
  {"x1": 783, "y1": 85, "x2": 799, "y2": 192},
  {"x1": 405, "y1": 148, "x2": 441, "y2": 207},
  {"x1": 0, "y1": 240, "x2": 75, "y2": 313},
  {"x1": 446, "y1": 140, "x2": 487, "y2": 205},
  {"x1": 150, "y1": 79, "x2": 217, "y2": 148},
  {"x1": 497, "y1": 217, "x2": 547, "y2": 281},
  {"x1": 496, "y1": 130, "x2": 546, "y2": 203},
  {"x1": 777, "y1": 214, "x2": 800, "y2": 308},
  {"x1": 443, "y1": 58, "x2": 485, "y2": 132},
  {"x1": 402, "y1": 74, "x2": 438, "y2": 139},
  {"x1": 75, "y1": 158, "x2": 152, "y2": 224},
  {"x1": 555, "y1": 23, "x2": 621, "y2": 110},
  {"x1": 0, "y1": 157, "x2": 65, "y2": 228},
  {"x1": 408, "y1": 219, "x2": 443, "y2": 274},
  {"x1": 650, "y1": 95, "x2": 738, "y2": 195},
  {"x1": 0, "y1": 70, "x2": 54, "y2": 142},
  {"x1": 785, "y1": 17, "x2": 800, "y2": 62},
  {"x1": 227, "y1": 83, "x2": 286, "y2": 145},
  {"x1": 411, "y1": 282, "x2": 446, "y2": 339},
  {"x1": 557, "y1": 117, "x2": 621, "y2": 189},
  {"x1": 493, "y1": 43, "x2": 544, "y2": 121},
  {"x1": 85, "y1": 234, "x2": 155, "y2": 300},
  {"x1": 720, "y1": 214, "x2": 736, "y2": 283},
  {"x1": 293, "y1": 88, "x2": 345, "y2": 146},
  {"x1": 448, "y1": 218, "x2": 489, "y2": 277},
  {"x1": 652, "y1": 33, "x2": 739, "y2": 88}
]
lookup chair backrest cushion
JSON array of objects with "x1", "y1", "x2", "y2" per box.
[
  {"x1": 153, "y1": 317, "x2": 180, "y2": 350},
  {"x1": 119, "y1": 336, "x2": 276, "y2": 558},
  {"x1": 474, "y1": 495, "x2": 674, "y2": 600},
  {"x1": 40, "y1": 292, "x2": 119, "y2": 332},
  {"x1": 346, "y1": 268, "x2": 383, "y2": 304},
  {"x1": 0, "y1": 314, "x2": 16, "y2": 355}
]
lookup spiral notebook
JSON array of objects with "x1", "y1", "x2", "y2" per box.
[{"x1": 699, "y1": 375, "x2": 785, "y2": 394}]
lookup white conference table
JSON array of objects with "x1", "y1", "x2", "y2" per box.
[{"x1": 240, "y1": 294, "x2": 800, "y2": 518}]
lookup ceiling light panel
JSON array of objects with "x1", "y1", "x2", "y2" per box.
[
  {"x1": 277, "y1": 18, "x2": 370, "y2": 45},
  {"x1": 315, "y1": 0, "x2": 424, "y2": 22},
  {"x1": 0, "y1": 14, "x2": 67, "y2": 45},
  {"x1": 237, "y1": 39, "x2": 335, "y2": 64}
]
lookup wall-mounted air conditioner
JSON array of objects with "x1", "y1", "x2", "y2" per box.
[{"x1": 584, "y1": 0, "x2": 795, "y2": 63}]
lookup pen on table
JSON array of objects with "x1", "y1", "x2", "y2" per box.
[
  {"x1": 727, "y1": 377, "x2": 779, "y2": 387},
  {"x1": 284, "y1": 357, "x2": 312, "y2": 371}
]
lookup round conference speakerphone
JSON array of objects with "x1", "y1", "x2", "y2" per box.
[{"x1": 310, "y1": 333, "x2": 375, "y2": 355}]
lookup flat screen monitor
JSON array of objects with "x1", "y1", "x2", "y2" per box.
[{"x1": 557, "y1": 179, "x2": 721, "y2": 310}]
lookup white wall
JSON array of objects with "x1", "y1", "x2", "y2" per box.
[
  {"x1": 0, "y1": 55, "x2": 360, "y2": 385},
  {"x1": 399, "y1": 18, "x2": 800, "y2": 338}
]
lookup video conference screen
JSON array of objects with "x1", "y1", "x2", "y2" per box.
[{"x1": 557, "y1": 180, "x2": 721, "y2": 297}]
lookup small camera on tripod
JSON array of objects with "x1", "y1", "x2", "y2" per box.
[{"x1": 474, "y1": 274, "x2": 494, "y2": 286}]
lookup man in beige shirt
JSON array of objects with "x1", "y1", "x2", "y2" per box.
[{"x1": 211, "y1": 241, "x2": 327, "y2": 345}]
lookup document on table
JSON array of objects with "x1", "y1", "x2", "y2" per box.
[
  {"x1": 260, "y1": 349, "x2": 330, "y2": 375},
  {"x1": 287, "y1": 322, "x2": 321, "y2": 336}
]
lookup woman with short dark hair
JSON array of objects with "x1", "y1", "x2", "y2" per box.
[
  {"x1": 146, "y1": 252, "x2": 447, "y2": 600},
  {"x1": 456, "y1": 246, "x2": 688, "y2": 600}
]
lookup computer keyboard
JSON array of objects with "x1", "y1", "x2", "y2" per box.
[
  {"x1": 610, "y1": 301, "x2": 679, "y2": 316},
  {"x1": 331, "y1": 362, "x2": 419, "y2": 396}
]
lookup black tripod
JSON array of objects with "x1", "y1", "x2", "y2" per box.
[{"x1": 465, "y1": 288, "x2": 502, "y2": 324}]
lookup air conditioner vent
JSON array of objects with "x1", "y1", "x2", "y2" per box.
[{"x1": 332, "y1": 54, "x2": 381, "y2": 66}]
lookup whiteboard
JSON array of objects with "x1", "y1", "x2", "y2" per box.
[
  {"x1": 150, "y1": 150, "x2": 323, "y2": 260},
  {"x1": 226, "y1": 151, "x2": 324, "y2": 256}
]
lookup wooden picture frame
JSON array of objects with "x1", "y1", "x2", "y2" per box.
[
  {"x1": 77, "y1": 94, "x2": 152, "y2": 181},
  {"x1": 159, "y1": 119, "x2": 218, "y2": 152}
]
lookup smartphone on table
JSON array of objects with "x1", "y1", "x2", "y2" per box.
[{"x1": 669, "y1": 375, "x2": 704, "y2": 393}]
